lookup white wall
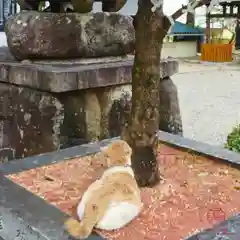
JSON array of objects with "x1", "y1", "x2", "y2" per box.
[
  {"x1": 0, "y1": 32, "x2": 7, "y2": 46},
  {"x1": 161, "y1": 41, "x2": 197, "y2": 58}
]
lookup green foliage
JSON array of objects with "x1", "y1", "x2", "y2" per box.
[
  {"x1": 225, "y1": 124, "x2": 240, "y2": 153},
  {"x1": 38, "y1": 1, "x2": 47, "y2": 11}
]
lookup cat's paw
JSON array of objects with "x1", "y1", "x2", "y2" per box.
[
  {"x1": 65, "y1": 218, "x2": 92, "y2": 239},
  {"x1": 64, "y1": 218, "x2": 82, "y2": 238},
  {"x1": 77, "y1": 227, "x2": 92, "y2": 239}
]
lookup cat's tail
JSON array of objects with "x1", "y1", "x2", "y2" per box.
[{"x1": 64, "y1": 218, "x2": 92, "y2": 239}]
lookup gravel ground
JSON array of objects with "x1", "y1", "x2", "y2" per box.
[{"x1": 173, "y1": 62, "x2": 240, "y2": 146}]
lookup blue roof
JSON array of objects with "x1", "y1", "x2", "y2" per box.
[{"x1": 169, "y1": 21, "x2": 204, "y2": 35}]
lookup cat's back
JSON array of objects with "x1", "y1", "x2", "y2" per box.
[
  {"x1": 102, "y1": 165, "x2": 134, "y2": 179},
  {"x1": 77, "y1": 165, "x2": 142, "y2": 231},
  {"x1": 96, "y1": 201, "x2": 140, "y2": 230},
  {"x1": 96, "y1": 166, "x2": 142, "y2": 230}
]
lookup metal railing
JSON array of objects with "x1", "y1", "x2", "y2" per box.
[{"x1": 0, "y1": 0, "x2": 17, "y2": 31}]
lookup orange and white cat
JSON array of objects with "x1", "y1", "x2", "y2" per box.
[{"x1": 64, "y1": 140, "x2": 142, "y2": 239}]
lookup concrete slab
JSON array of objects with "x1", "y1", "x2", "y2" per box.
[
  {"x1": 187, "y1": 214, "x2": 240, "y2": 240},
  {"x1": 0, "y1": 172, "x2": 103, "y2": 240}
]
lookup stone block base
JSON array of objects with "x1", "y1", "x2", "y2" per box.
[
  {"x1": 0, "y1": 83, "x2": 63, "y2": 162},
  {"x1": 0, "y1": 54, "x2": 181, "y2": 161}
]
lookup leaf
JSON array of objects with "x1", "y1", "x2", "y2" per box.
[
  {"x1": 198, "y1": 172, "x2": 209, "y2": 177},
  {"x1": 225, "y1": 124, "x2": 240, "y2": 153},
  {"x1": 234, "y1": 186, "x2": 240, "y2": 191}
]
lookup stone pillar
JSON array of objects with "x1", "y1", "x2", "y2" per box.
[
  {"x1": 106, "y1": 77, "x2": 183, "y2": 139},
  {"x1": 158, "y1": 77, "x2": 183, "y2": 135}
]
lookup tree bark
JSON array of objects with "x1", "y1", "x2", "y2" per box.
[{"x1": 121, "y1": 0, "x2": 165, "y2": 187}]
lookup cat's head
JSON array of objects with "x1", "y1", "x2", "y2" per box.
[{"x1": 100, "y1": 140, "x2": 132, "y2": 167}]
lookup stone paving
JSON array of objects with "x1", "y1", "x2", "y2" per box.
[{"x1": 175, "y1": 61, "x2": 240, "y2": 146}]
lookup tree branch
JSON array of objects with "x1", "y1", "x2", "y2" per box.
[{"x1": 163, "y1": 0, "x2": 206, "y2": 36}]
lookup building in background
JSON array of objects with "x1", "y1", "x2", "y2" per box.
[
  {"x1": 0, "y1": 0, "x2": 17, "y2": 31},
  {"x1": 163, "y1": 21, "x2": 204, "y2": 58}
]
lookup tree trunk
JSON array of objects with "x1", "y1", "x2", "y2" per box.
[
  {"x1": 121, "y1": 0, "x2": 206, "y2": 187},
  {"x1": 121, "y1": 0, "x2": 165, "y2": 187}
]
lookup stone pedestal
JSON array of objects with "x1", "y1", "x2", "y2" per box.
[{"x1": 0, "y1": 53, "x2": 181, "y2": 161}]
